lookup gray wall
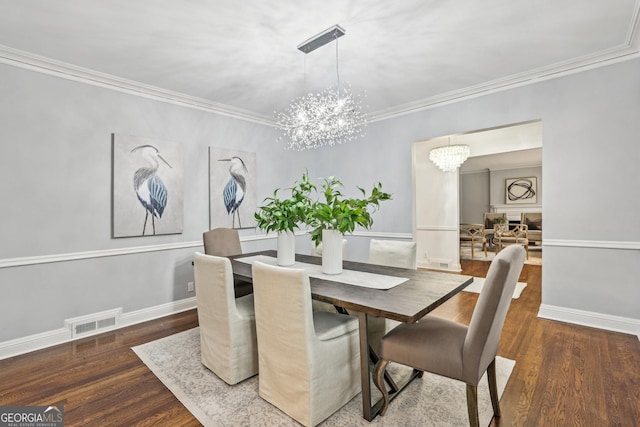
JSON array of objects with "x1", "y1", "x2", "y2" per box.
[
  {"x1": 0, "y1": 63, "x2": 315, "y2": 342},
  {"x1": 460, "y1": 171, "x2": 490, "y2": 224},
  {"x1": 1, "y1": 55, "x2": 639, "y2": 345},
  {"x1": 312, "y1": 58, "x2": 640, "y2": 322}
]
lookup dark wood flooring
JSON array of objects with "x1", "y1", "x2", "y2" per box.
[{"x1": 1, "y1": 260, "x2": 638, "y2": 426}]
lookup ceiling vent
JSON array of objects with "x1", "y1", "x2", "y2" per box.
[{"x1": 64, "y1": 308, "x2": 122, "y2": 338}]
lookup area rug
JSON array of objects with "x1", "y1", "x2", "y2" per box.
[
  {"x1": 133, "y1": 328, "x2": 515, "y2": 427},
  {"x1": 460, "y1": 246, "x2": 542, "y2": 265},
  {"x1": 464, "y1": 278, "x2": 528, "y2": 299}
]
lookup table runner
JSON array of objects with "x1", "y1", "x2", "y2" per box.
[{"x1": 235, "y1": 255, "x2": 408, "y2": 290}]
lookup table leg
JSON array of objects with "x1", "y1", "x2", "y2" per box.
[
  {"x1": 357, "y1": 311, "x2": 374, "y2": 421},
  {"x1": 358, "y1": 312, "x2": 423, "y2": 421}
]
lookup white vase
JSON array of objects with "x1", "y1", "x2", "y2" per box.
[
  {"x1": 277, "y1": 231, "x2": 296, "y2": 266},
  {"x1": 321, "y1": 229, "x2": 343, "y2": 275}
]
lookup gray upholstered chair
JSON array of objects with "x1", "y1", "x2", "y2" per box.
[
  {"x1": 202, "y1": 227, "x2": 252, "y2": 297},
  {"x1": 203, "y1": 227, "x2": 242, "y2": 256},
  {"x1": 521, "y1": 212, "x2": 542, "y2": 246},
  {"x1": 251, "y1": 261, "x2": 361, "y2": 427},
  {"x1": 193, "y1": 252, "x2": 258, "y2": 385},
  {"x1": 372, "y1": 245, "x2": 526, "y2": 427},
  {"x1": 368, "y1": 239, "x2": 417, "y2": 269}
]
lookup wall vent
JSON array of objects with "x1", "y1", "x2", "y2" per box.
[{"x1": 64, "y1": 308, "x2": 122, "y2": 338}]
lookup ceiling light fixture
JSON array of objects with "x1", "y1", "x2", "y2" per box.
[
  {"x1": 429, "y1": 141, "x2": 470, "y2": 172},
  {"x1": 276, "y1": 25, "x2": 366, "y2": 150}
]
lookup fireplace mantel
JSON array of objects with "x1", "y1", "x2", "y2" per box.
[{"x1": 491, "y1": 204, "x2": 542, "y2": 221}]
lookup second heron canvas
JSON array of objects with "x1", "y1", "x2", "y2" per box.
[{"x1": 209, "y1": 147, "x2": 257, "y2": 229}]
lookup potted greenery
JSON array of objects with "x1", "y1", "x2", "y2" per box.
[
  {"x1": 307, "y1": 176, "x2": 392, "y2": 274},
  {"x1": 254, "y1": 172, "x2": 315, "y2": 266}
]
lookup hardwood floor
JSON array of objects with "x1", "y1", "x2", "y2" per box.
[{"x1": 1, "y1": 261, "x2": 639, "y2": 426}]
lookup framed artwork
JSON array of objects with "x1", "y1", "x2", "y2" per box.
[
  {"x1": 112, "y1": 133, "x2": 184, "y2": 237},
  {"x1": 505, "y1": 177, "x2": 537, "y2": 205},
  {"x1": 209, "y1": 147, "x2": 257, "y2": 229}
]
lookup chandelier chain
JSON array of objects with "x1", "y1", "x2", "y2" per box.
[{"x1": 335, "y1": 34, "x2": 340, "y2": 90}]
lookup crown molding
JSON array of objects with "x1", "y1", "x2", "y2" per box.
[
  {"x1": 367, "y1": 43, "x2": 640, "y2": 123},
  {"x1": 2, "y1": 14, "x2": 639, "y2": 127},
  {"x1": 0, "y1": 44, "x2": 276, "y2": 126}
]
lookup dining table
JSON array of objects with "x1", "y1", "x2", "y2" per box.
[{"x1": 230, "y1": 250, "x2": 474, "y2": 422}]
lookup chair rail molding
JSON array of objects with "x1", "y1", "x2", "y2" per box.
[
  {"x1": 0, "y1": 231, "x2": 414, "y2": 269},
  {"x1": 543, "y1": 239, "x2": 640, "y2": 250}
]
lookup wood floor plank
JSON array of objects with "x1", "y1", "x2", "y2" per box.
[{"x1": 1, "y1": 262, "x2": 639, "y2": 426}]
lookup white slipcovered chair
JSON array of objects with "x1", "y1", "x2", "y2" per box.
[
  {"x1": 251, "y1": 261, "x2": 361, "y2": 427},
  {"x1": 193, "y1": 252, "x2": 258, "y2": 385},
  {"x1": 310, "y1": 238, "x2": 348, "y2": 258},
  {"x1": 368, "y1": 239, "x2": 417, "y2": 269},
  {"x1": 367, "y1": 239, "x2": 418, "y2": 351},
  {"x1": 311, "y1": 238, "x2": 348, "y2": 313}
]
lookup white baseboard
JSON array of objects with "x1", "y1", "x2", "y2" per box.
[
  {"x1": 0, "y1": 297, "x2": 197, "y2": 360},
  {"x1": 119, "y1": 297, "x2": 196, "y2": 327},
  {"x1": 538, "y1": 304, "x2": 640, "y2": 340}
]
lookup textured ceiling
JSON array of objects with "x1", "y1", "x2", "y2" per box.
[{"x1": 0, "y1": 1, "x2": 638, "y2": 122}]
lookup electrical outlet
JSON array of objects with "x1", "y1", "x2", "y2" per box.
[{"x1": 187, "y1": 281, "x2": 195, "y2": 292}]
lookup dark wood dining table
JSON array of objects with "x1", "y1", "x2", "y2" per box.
[{"x1": 230, "y1": 250, "x2": 474, "y2": 422}]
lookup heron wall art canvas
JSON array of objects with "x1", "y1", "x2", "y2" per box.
[
  {"x1": 112, "y1": 134, "x2": 184, "y2": 237},
  {"x1": 209, "y1": 147, "x2": 256, "y2": 229}
]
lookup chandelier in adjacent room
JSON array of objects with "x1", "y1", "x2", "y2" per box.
[
  {"x1": 429, "y1": 143, "x2": 470, "y2": 172},
  {"x1": 276, "y1": 25, "x2": 366, "y2": 150}
]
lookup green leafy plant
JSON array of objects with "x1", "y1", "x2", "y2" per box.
[
  {"x1": 307, "y1": 176, "x2": 392, "y2": 245},
  {"x1": 493, "y1": 216, "x2": 508, "y2": 224},
  {"x1": 254, "y1": 171, "x2": 315, "y2": 233}
]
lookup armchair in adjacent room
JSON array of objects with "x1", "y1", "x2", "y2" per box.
[
  {"x1": 460, "y1": 223, "x2": 487, "y2": 259},
  {"x1": 521, "y1": 212, "x2": 542, "y2": 246},
  {"x1": 495, "y1": 223, "x2": 529, "y2": 259}
]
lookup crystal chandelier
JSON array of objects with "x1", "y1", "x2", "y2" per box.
[
  {"x1": 276, "y1": 25, "x2": 366, "y2": 150},
  {"x1": 429, "y1": 144, "x2": 470, "y2": 172}
]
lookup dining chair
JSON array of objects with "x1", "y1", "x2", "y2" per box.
[
  {"x1": 368, "y1": 239, "x2": 417, "y2": 269},
  {"x1": 193, "y1": 252, "x2": 258, "y2": 385},
  {"x1": 203, "y1": 227, "x2": 242, "y2": 256},
  {"x1": 310, "y1": 238, "x2": 348, "y2": 258},
  {"x1": 372, "y1": 245, "x2": 526, "y2": 427},
  {"x1": 251, "y1": 261, "x2": 361, "y2": 427},
  {"x1": 311, "y1": 238, "x2": 348, "y2": 313},
  {"x1": 202, "y1": 227, "x2": 252, "y2": 297},
  {"x1": 367, "y1": 239, "x2": 418, "y2": 351}
]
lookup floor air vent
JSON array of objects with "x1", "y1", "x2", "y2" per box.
[{"x1": 65, "y1": 308, "x2": 122, "y2": 338}]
